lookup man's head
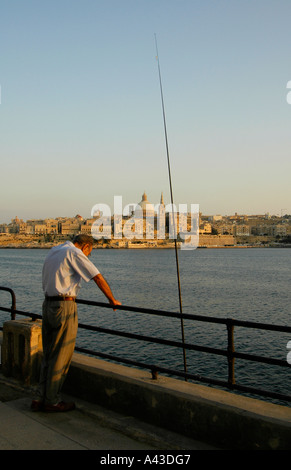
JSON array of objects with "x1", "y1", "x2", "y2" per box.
[{"x1": 73, "y1": 234, "x2": 94, "y2": 257}]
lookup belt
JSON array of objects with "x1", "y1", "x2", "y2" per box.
[{"x1": 45, "y1": 296, "x2": 76, "y2": 302}]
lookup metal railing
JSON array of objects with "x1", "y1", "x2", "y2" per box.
[{"x1": 0, "y1": 286, "x2": 290, "y2": 404}]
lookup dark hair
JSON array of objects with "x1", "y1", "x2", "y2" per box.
[{"x1": 72, "y1": 234, "x2": 94, "y2": 247}]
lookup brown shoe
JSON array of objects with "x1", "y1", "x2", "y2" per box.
[
  {"x1": 43, "y1": 401, "x2": 76, "y2": 412},
  {"x1": 31, "y1": 400, "x2": 44, "y2": 411}
]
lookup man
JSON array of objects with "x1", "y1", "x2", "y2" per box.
[{"x1": 31, "y1": 234, "x2": 121, "y2": 412}]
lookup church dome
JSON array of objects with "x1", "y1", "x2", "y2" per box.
[{"x1": 137, "y1": 192, "x2": 155, "y2": 214}]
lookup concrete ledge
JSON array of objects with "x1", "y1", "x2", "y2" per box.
[{"x1": 64, "y1": 352, "x2": 291, "y2": 450}]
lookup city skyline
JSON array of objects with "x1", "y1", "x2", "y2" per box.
[
  {"x1": 0, "y1": 190, "x2": 290, "y2": 226},
  {"x1": 1, "y1": 199, "x2": 290, "y2": 228},
  {"x1": 1, "y1": 1, "x2": 291, "y2": 223},
  {"x1": 1, "y1": 203, "x2": 289, "y2": 250}
]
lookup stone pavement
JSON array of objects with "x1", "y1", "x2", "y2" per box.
[{"x1": 0, "y1": 374, "x2": 217, "y2": 451}]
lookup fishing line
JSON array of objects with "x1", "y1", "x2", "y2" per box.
[{"x1": 154, "y1": 34, "x2": 187, "y2": 378}]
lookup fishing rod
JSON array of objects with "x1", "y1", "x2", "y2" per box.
[{"x1": 154, "y1": 34, "x2": 187, "y2": 378}]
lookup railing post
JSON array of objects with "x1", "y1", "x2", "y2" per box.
[
  {"x1": 10, "y1": 290, "x2": 16, "y2": 321},
  {"x1": 227, "y1": 319, "x2": 235, "y2": 388},
  {"x1": 151, "y1": 368, "x2": 158, "y2": 380}
]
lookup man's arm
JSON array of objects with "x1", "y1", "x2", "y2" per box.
[{"x1": 92, "y1": 274, "x2": 121, "y2": 309}]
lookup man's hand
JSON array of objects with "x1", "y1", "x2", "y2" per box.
[{"x1": 109, "y1": 299, "x2": 122, "y2": 311}]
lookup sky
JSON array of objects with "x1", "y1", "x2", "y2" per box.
[{"x1": 1, "y1": 0, "x2": 291, "y2": 223}]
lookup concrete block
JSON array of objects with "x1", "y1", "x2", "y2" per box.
[{"x1": 1, "y1": 319, "x2": 42, "y2": 385}]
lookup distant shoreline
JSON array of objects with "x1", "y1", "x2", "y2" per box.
[{"x1": 0, "y1": 244, "x2": 289, "y2": 249}]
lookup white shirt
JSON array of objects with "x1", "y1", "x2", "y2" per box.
[{"x1": 42, "y1": 241, "x2": 100, "y2": 297}]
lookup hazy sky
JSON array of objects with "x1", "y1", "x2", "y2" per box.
[{"x1": 1, "y1": 0, "x2": 291, "y2": 223}]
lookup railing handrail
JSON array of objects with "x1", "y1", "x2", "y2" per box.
[
  {"x1": 1, "y1": 285, "x2": 290, "y2": 333},
  {"x1": 76, "y1": 298, "x2": 291, "y2": 333},
  {"x1": 0, "y1": 287, "x2": 290, "y2": 404}
]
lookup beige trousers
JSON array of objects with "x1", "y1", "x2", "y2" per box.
[{"x1": 37, "y1": 299, "x2": 78, "y2": 404}]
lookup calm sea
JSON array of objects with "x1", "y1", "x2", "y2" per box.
[{"x1": 0, "y1": 247, "x2": 290, "y2": 404}]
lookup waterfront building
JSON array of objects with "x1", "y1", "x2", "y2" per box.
[{"x1": 233, "y1": 224, "x2": 250, "y2": 236}]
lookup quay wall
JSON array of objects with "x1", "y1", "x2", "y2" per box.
[
  {"x1": 1, "y1": 320, "x2": 291, "y2": 450},
  {"x1": 64, "y1": 353, "x2": 291, "y2": 450}
]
